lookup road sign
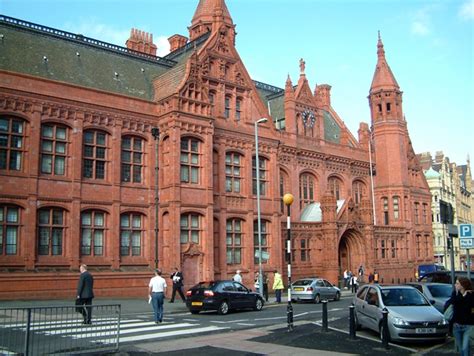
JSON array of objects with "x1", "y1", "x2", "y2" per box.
[
  {"x1": 459, "y1": 224, "x2": 473, "y2": 239},
  {"x1": 460, "y1": 238, "x2": 474, "y2": 249}
]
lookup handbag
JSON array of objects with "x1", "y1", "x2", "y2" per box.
[
  {"x1": 444, "y1": 304, "x2": 454, "y2": 321},
  {"x1": 75, "y1": 298, "x2": 84, "y2": 313}
]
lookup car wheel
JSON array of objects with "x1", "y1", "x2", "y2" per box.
[
  {"x1": 190, "y1": 310, "x2": 200, "y2": 315},
  {"x1": 218, "y1": 300, "x2": 229, "y2": 315},
  {"x1": 334, "y1": 292, "x2": 340, "y2": 301},
  {"x1": 254, "y1": 298, "x2": 263, "y2": 311},
  {"x1": 314, "y1": 294, "x2": 321, "y2": 304},
  {"x1": 380, "y1": 324, "x2": 391, "y2": 342}
]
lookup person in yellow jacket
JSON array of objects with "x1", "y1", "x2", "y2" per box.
[{"x1": 272, "y1": 270, "x2": 284, "y2": 303}]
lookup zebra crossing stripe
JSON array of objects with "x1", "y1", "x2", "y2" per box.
[
  {"x1": 118, "y1": 325, "x2": 229, "y2": 342},
  {"x1": 67, "y1": 323, "x2": 197, "y2": 338}
]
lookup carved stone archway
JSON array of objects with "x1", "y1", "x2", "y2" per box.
[{"x1": 338, "y1": 229, "x2": 366, "y2": 279}]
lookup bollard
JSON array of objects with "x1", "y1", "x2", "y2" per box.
[
  {"x1": 322, "y1": 300, "x2": 328, "y2": 332},
  {"x1": 381, "y1": 308, "x2": 390, "y2": 349},
  {"x1": 349, "y1": 305, "x2": 356, "y2": 339},
  {"x1": 287, "y1": 302, "x2": 294, "y2": 332}
]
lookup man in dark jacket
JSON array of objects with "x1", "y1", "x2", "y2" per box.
[
  {"x1": 76, "y1": 264, "x2": 94, "y2": 324},
  {"x1": 169, "y1": 267, "x2": 186, "y2": 303}
]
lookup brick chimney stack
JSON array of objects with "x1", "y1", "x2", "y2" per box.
[
  {"x1": 126, "y1": 28, "x2": 157, "y2": 56},
  {"x1": 168, "y1": 34, "x2": 188, "y2": 52}
]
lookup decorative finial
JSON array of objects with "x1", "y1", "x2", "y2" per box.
[
  {"x1": 299, "y1": 58, "x2": 306, "y2": 75},
  {"x1": 378, "y1": 30, "x2": 381, "y2": 41}
]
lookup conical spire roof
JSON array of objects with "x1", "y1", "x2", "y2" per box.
[
  {"x1": 191, "y1": 0, "x2": 233, "y2": 28},
  {"x1": 370, "y1": 32, "x2": 399, "y2": 93}
]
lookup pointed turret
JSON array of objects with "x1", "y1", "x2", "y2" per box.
[
  {"x1": 370, "y1": 32, "x2": 399, "y2": 92},
  {"x1": 189, "y1": 0, "x2": 235, "y2": 41}
]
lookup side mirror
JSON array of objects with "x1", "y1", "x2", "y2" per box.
[{"x1": 430, "y1": 299, "x2": 436, "y2": 305}]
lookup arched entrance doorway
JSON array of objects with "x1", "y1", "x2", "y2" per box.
[{"x1": 338, "y1": 229, "x2": 365, "y2": 280}]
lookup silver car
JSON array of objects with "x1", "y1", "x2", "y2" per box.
[
  {"x1": 353, "y1": 285, "x2": 448, "y2": 342},
  {"x1": 290, "y1": 278, "x2": 341, "y2": 303},
  {"x1": 406, "y1": 282, "x2": 452, "y2": 313}
]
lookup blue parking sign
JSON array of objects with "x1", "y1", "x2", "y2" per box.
[{"x1": 459, "y1": 224, "x2": 473, "y2": 238}]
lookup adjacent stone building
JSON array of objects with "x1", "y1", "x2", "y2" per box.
[
  {"x1": 0, "y1": 0, "x2": 433, "y2": 299},
  {"x1": 420, "y1": 151, "x2": 473, "y2": 270}
]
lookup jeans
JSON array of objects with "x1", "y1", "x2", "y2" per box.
[
  {"x1": 275, "y1": 289, "x2": 282, "y2": 303},
  {"x1": 453, "y1": 323, "x2": 473, "y2": 356},
  {"x1": 151, "y1": 292, "x2": 164, "y2": 322}
]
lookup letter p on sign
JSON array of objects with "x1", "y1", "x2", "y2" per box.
[{"x1": 459, "y1": 224, "x2": 473, "y2": 238}]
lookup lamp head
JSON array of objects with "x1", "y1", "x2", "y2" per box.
[
  {"x1": 256, "y1": 118, "x2": 268, "y2": 124},
  {"x1": 283, "y1": 193, "x2": 294, "y2": 206}
]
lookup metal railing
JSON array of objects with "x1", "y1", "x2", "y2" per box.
[{"x1": 0, "y1": 304, "x2": 120, "y2": 355}]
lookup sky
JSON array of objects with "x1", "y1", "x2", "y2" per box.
[{"x1": 1, "y1": 0, "x2": 473, "y2": 165}]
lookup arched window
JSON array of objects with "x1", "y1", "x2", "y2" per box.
[
  {"x1": 121, "y1": 136, "x2": 144, "y2": 183},
  {"x1": 0, "y1": 205, "x2": 20, "y2": 255},
  {"x1": 252, "y1": 156, "x2": 268, "y2": 196},
  {"x1": 83, "y1": 130, "x2": 108, "y2": 179},
  {"x1": 299, "y1": 173, "x2": 315, "y2": 209},
  {"x1": 0, "y1": 116, "x2": 25, "y2": 171},
  {"x1": 226, "y1": 218, "x2": 242, "y2": 264},
  {"x1": 225, "y1": 152, "x2": 242, "y2": 193},
  {"x1": 120, "y1": 213, "x2": 143, "y2": 256},
  {"x1": 38, "y1": 208, "x2": 65, "y2": 256},
  {"x1": 328, "y1": 176, "x2": 342, "y2": 200},
  {"x1": 81, "y1": 210, "x2": 106, "y2": 256},
  {"x1": 393, "y1": 196, "x2": 400, "y2": 220},
  {"x1": 254, "y1": 220, "x2": 269, "y2": 264},
  {"x1": 180, "y1": 213, "x2": 200, "y2": 244},
  {"x1": 235, "y1": 97, "x2": 242, "y2": 120},
  {"x1": 382, "y1": 197, "x2": 389, "y2": 225},
  {"x1": 180, "y1": 137, "x2": 200, "y2": 184},
  {"x1": 352, "y1": 181, "x2": 365, "y2": 204},
  {"x1": 40, "y1": 124, "x2": 68, "y2": 176}
]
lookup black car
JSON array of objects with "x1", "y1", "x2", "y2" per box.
[
  {"x1": 185, "y1": 280, "x2": 264, "y2": 315},
  {"x1": 418, "y1": 271, "x2": 474, "y2": 284}
]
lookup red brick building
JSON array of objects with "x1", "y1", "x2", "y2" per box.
[{"x1": 0, "y1": 1, "x2": 433, "y2": 299}]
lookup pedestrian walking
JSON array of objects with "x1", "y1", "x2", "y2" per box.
[
  {"x1": 343, "y1": 269, "x2": 349, "y2": 289},
  {"x1": 76, "y1": 264, "x2": 94, "y2": 325},
  {"x1": 349, "y1": 275, "x2": 358, "y2": 293},
  {"x1": 373, "y1": 270, "x2": 379, "y2": 284},
  {"x1": 368, "y1": 272, "x2": 374, "y2": 284},
  {"x1": 254, "y1": 271, "x2": 261, "y2": 293},
  {"x1": 272, "y1": 270, "x2": 284, "y2": 303},
  {"x1": 446, "y1": 277, "x2": 474, "y2": 356},
  {"x1": 233, "y1": 269, "x2": 242, "y2": 283},
  {"x1": 169, "y1": 267, "x2": 185, "y2": 303},
  {"x1": 148, "y1": 269, "x2": 167, "y2": 324},
  {"x1": 262, "y1": 272, "x2": 269, "y2": 302},
  {"x1": 358, "y1": 265, "x2": 365, "y2": 283}
]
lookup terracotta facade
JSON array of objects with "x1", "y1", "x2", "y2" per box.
[{"x1": 0, "y1": 0, "x2": 433, "y2": 299}]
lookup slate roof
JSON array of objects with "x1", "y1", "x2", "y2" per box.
[{"x1": 0, "y1": 15, "x2": 208, "y2": 101}]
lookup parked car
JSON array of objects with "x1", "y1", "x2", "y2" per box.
[
  {"x1": 353, "y1": 284, "x2": 448, "y2": 342},
  {"x1": 418, "y1": 270, "x2": 474, "y2": 284},
  {"x1": 290, "y1": 278, "x2": 341, "y2": 303},
  {"x1": 417, "y1": 264, "x2": 446, "y2": 278},
  {"x1": 406, "y1": 282, "x2": 452, "y2": 313},
  {"x1": 185, "y1": 280, "x2": 264, "y2": 315}
]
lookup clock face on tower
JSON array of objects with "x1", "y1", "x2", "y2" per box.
[{"x1": 302, "y1": 110, "x2": 316, "y2": 128}]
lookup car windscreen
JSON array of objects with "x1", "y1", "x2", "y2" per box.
[
  {"x1": 381, "y1": 288, "x2": 430, "y2": 306},
  {"x1": 427, "y1": 284, "x2": 452, "y2": 298},
  {"x1": 293, "y1": 279, "x2": 313, "y2": 286}
]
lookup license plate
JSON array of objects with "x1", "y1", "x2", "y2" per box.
[
  {"x1": 191, "y1": 302, "x2": 203, "y2": 306},
  {"x1": 293, "y1": 287, "x2": 304, "y2": 291},
  {"x1": 415, "y1": 328, "x2": 436, "y2": 334}
]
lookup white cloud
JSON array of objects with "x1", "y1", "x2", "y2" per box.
[
  {"x1": 411, "y1": 21, "x2": 430, "y2": 36},
  {"x1": 459, "y1": 0, "x2": 474, "y2": 20},
  {"x1": 156, "y1": 36, "x2": 171, "y2": 57},
  {"x1": 63, "y1": 19, "x2": 130, "y2": 46}
]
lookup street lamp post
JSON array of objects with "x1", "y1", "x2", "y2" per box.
[
  {"x1": 283, "y1": 193, "x2": 294, "y2": 332},
  {"x1": 151, "y1": 128, "x2": 160, "y2": 269},
  {"x1": 255, "y1": 118, "x2": 267, "y2": 298}
]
